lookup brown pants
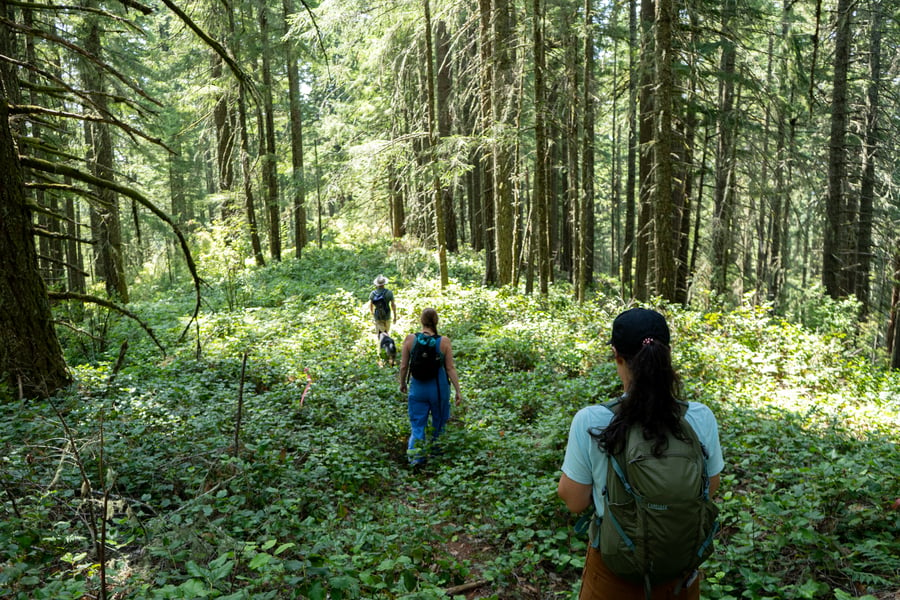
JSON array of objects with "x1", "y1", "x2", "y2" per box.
[{"x1": 578, "y1": 545, "x2": 700, "y2": 600}]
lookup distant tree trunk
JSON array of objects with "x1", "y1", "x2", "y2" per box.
[
  {"x1": 890, "y1": 249, "x2": 900, "y2": 369},
  {"x1": 478, "y1": 0, "x2": 496, "y2": 285},
  {"x1": 212, "y1": 54, "x2": 237, "y2": 218},
  {"x1": 259, "y1": 0, "x2": 281, "y2": 261},
  {"x1": 634, "y1": 0, "x2": 654, "y2": 300},
  {"x1": 855, "y1": 1, "x2": 882, "y2": 315},
  {"x1": 81, "y1": 9, "x2": 128, "y2": 302},
  {"x1": 225, "y1": 1, "x2": 265, "y2": 266},
  {"x1": 653, "y1": 0, "x2": 676, "y2": 300},
  {"x1": 562, "y1": 22, "x2": 578, "y2": 283},
  {"x1": 435, "y1": 20, "x2": 458, "y2": 253},
  {"x1": 423, "y1": 0, "x2": 448, "y2": 289},
  {"x1": 533, "y1": 0, "x2": 549, "y2": 296},
  {"x1": 710, "y1": 0, "x2": 737, "y2": 298},
  {"x1": 0, "y1": 101, "x2": 72, "y2": 397},
  {"x1": 822, "y1": 0, "x2": 851, "y2": 298},
  {"x1": 283, "y1": 0, "x2": 307, "y2": 257},
  {"x1": 578, "y1": 0, "x2": 595, "y2": 302},
  {"x1": 622, "y1": 0, "x2": 637, "y2": 297},
  {"x1": 492, "y1": 0, "x2": 515, "y2": 286}
]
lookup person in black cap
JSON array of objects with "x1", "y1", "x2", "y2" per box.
[{"x1": 557, "y1": 308, "x2": 724, "y2": 599}]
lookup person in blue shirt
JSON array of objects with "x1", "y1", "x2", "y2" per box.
[
  {"x1": 398, "y1": 308, "x2": 463, "y2": 466},
  {"x1": 558, "y1": 308, "x2": 724, "y2": 599}
]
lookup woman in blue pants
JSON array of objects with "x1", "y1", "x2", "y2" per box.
[{"x1": 399, "y1": 308, "x2": 463, "y2": 465}]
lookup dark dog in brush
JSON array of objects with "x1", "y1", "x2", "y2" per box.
[{"x1": 378, "y1": 332, "x2": 397, "y2": 367}]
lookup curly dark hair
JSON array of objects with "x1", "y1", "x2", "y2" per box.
[{"x1": 590, "y1": 340, "x2": 687, "y2": 457}]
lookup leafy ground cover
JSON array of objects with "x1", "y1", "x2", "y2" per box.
[{"x1": 2, "y1": 240, "x2": 898, "y2": 600}]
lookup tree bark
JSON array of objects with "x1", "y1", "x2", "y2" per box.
[
  {"x1": 492, "y1": 0, "x2": 515, "y2": 286},
  {"x1": 855, "y1": 1, "x2": 882, "y2": 315},
  {"x1": 423, "y1": 0, "x2": 448, "y2": 289},
  {"x1": 653, "y1": 0, "x2": 676, "y2": 300},
  {"x1": 634, "y1": 0, "x2": 654, "y2": 300},
  {"x1": 622, "y1": 0, "x2": 637, "y2": 297},
  {"x1": 0, "y1": 101, "x2": 72, "y2": 398},
  {"x1": 283, "y1": 0, "x2": 307, "y2": 257},
  {"x1": 532, "y1": 0, "x2": 550, "y2": 296},
  {"x1": 579, "y1": 0, "x2": 595, "y2": 302},
  {"x1": 435, "y1": 20, "x2": 458, "y2": 253},
  {"x1": 259, "y1": 0, "x2": 281, "y2": 261},
  {"x1": 478, "y1": 0, "x2": 496, "y2": 285},
  {"x1": 81, "y1": 6, "x2": 128, "y2": 302},
  {"x1": 710, "y1": 0, "x2": 737, "y2": 298},
  {"x1": 822, "y1": 0, "x2": 851, "y2": 298}
]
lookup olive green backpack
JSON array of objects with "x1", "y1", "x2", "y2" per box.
[{"x1": 595, "y1": 398, "x2": 719, "y2": 597}]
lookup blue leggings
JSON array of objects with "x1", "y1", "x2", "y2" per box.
[{"x1": 407, "y1": 374, "x2": 450, "y2": 464}]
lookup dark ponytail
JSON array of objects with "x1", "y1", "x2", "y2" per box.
[
  {"x1": 591, "y1": 340, "x2": 686, "y2": 456},
  {"x1": 421, "y1": 308, "x2": 439, "y2": 335}
]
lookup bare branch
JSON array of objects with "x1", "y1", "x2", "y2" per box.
[
  {"x1": 22, "y1": 156, "x2": 204, "y2": 339},
  {"x1": 32, "y1": 227, "x2": 96, "y2": 245},
  {"x1": 3, "y1": 0, "x2": 149, "y2": 27},
  {"x1": 156, "y1": 0, "x2": 259, "y2": 102},
  {"x1": 10, "y1": 103, "x2": 169, "y2": 150},
  {"x1": 0, "y1": 16, "x2": 162, "y2": 108},
  {"x1": 48, "y1": 291, "x2": 165, "y2": 353}
]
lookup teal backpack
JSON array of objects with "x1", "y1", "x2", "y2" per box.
[
  {"x1": 408, "y1": 333, "x2": 442, "y2": 381},
  {"x1": 595, "y1": 398, "x2": 719, "y2": 597}
]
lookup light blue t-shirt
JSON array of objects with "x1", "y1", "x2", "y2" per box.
[{"x1": 561, "y1": 400, "x2": 724, "y2": 516}]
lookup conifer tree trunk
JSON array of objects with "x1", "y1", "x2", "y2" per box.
[
  {"x1": 653, "y1": 0, "x2": 676, "y2": 300},
  {"x1": 0, "y1": 88, "x2": 71, "y2": 398},
  {"x1": 435, "y1": 20, "x2": 458, "y2": 253},
  {"x1": 212, "y1": 54, "x2": 237, "y2": 218},
  {"x1": 478, "y1": 0, "x2": 497, "y2": 285},
  {"x1": 284, "y1": 0, "x2": 308, "y2": 256},
  {"x1": 225, "y1": 1, "x2": 265, "y2": 266},
  {"x1": 855, "y1": 2, "x2": 882, "y2": 315},
  {"x1": 634, "y1": 0, "x2": 654, "y2": 300},
  {"x1": 533, "y1": 0, "x2": 550, "y2": 296},
  {"x1": 822, "y1": 0, "x2": 851, "y2": 298},
  {"x1": 578, "y1": 0, "x2": 595, "y2": 302},
  {"x1": 890, "y1": 249, "x2": 900, "y2": 370},
  {"x1": 81, "y1": 8, "x2": 128, "y2": 302},
  {"x1": 423, "y1": 0, "x2": 448, "y2": 289},
  {"x1": 259, "y1": 0, "x2": 281, "y2": 261},
  {"x1": 622, "y1": 0, "x2": 638, "y2": 297},
  {"x1": 710, "y1": 0, "x2": 737, "y2": 297},
  {"x1": 492, "y1": 0, "x2": 515, "y2": 286}
]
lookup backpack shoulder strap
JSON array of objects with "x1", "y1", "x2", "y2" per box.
[{"x1": 602, "y1": 396, "x2": 624, "y2": 414}]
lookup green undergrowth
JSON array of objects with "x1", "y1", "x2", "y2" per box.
[{"x1": 2, "y1": 241, "x2": 898, "y2": 600}]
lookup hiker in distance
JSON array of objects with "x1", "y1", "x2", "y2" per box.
[
  {"x1": 369, "y1": 275, "x2": 397, "y2": 334},
  {"x1": 398, "y1": 308, "x2": 463, "y2": 466},
  {"x1": 557, "y1": 308, "x2": 724, "y2": 600}
]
